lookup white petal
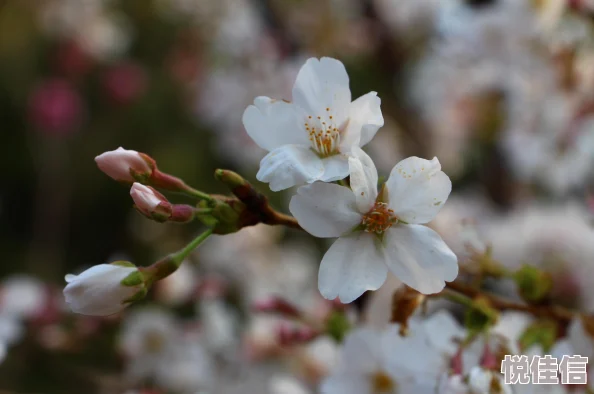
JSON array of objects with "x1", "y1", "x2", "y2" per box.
[
  {"x1": 320, "y1": 374, "x2": 371, "y2": 394},
  {"x1": 381, "y1": 324, "x2": 443, "y2": 378},
  {"x1": 257, "y1": 145, "x2": 325, "y2": 191},
  {"x1": 318, "y1": 232, "x2": 387, "y2": 303},
  {"x1": 383, "y1": 225, "x2": 458, "y2": 294},
  {"x1": 340, "y1": 328, "x2": 382, "y2": 374},
  {"x1": 63, "y1": 264, "x2": 139, "y2": 316},
  {"x1": 289, "y1": 182, "x2": 362, "y2": 238},
  {"x1": 292, "y1": 57, "x2": 351, "y2": 124},
  {"x1": 423, "y1": 311, "x2": 465, "y2": 355},
  {"x1": 385, "y1": 156, "x2": 452, "y2": 224},
  {"x1": 348, "y1": 147, "x2": 378, "y2": 212},
  {"x1": 342, "y1": 92, "x2": 384, "y2": 150},
  {"x1": 319, "y1": 155, "x2": 350, "y2": 182},
  {"x1": 242, "y1": 97, "x2": 308, "y2": 151}
]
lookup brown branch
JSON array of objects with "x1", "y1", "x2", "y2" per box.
[
  {"x1": 444, "y1": 280, "x2": 575, "y2": 324},
  {"x1": 214, "y1": 169, "x2": 303, "y2": 231}
]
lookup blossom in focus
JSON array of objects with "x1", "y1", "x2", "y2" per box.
[
  {"x1": 63, "y1": 263, "x2": 146, "y2": 316},
  {"x1": 290, "y1": 147, "x2": 457, "y2": 302},
  {"x1": 243, "y1": 57, "x2": 384, "y2": 191},
  {"x1": 321, "y1": 311, "x2": 463, "y2": 394},
  {"x1": 95, "y1": 147, "x2": 152, "y2": 183}
]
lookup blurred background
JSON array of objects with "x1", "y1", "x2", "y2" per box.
[{"x1": 2, "y1": 0, "x2": 594, "y2": 392}]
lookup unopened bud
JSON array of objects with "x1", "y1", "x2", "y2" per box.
[
  {"x1": 95, "y1": 147, "x2": 153, "y2": 183},
  {"x1": 130, "y1": 183, "x2": 172, "y2": 222},
  {"x1": 480, "y1": 343, "x2": 498, "y2": 370},
  {"x1": 451, "y1": 348, "x2": 464, "y2": 375},
  {"x1": 277, "y1": 323, "x2": 318, "y2": 346},
  {"x1": 63, "y1": 262, "x2": 147, "y2": 316},
  {"x1": 253, "y1": 297, "x2": 301, "y2": 318}
]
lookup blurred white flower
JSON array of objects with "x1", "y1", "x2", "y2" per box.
[
  {"x1": 504, "y1": 103, "x2": 594, "y2": 195},
  {"x1": 321, "y1": 311, "x2": 462, "y2": 394},
  {"x1": 39, "y1": 0, "x2": 131, "y2": 61},
  {"x1": 290, "y1": 147, "x2": 457, "y2": 302},
  {"x1": 269, "y1": 375, "x2": 311, "y2": 394},
  {"x1": 467, "y1": 367, "x2": 511, "y2": 394},
  {"x1": 119, "y1": 307, "x2": 180, "y2": 381},
  {"x1": 154, "y1": 334, "x2": 214, "y2": 394},
  {"x1": 198, "y1": 298, "x2": 240, "y2": 356},
  {"x1": 95, "y1": 147, "x2": 152, "y2": 183},
  {"x1": 243, "y1": 57, "x2": 384, "y2": 191},
  {"x1": 64, "y1": 263, "x2": 143, "y2": 316},
  {"x1": 412, "y1": 0, "x2": 555, "y2": 176},
  {"x1": 197, "y1": 52, "x2": 300, "y2": 169},
  {"x1": 0, "y1": 275, "x2": 46, "y2": 319},
  {"x1": 373, "y1": 0, "x2": 439, "y2": 36},
  {"x1": 484, "y1": 204, "x2": 594, "y2": 310},
  {"x1": 0, "y1": 314, "x2": 24, "y2": 347}
]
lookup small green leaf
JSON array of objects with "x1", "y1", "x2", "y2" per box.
[
  {"x1": 326, "y1": 311, "x2": 351, "y2": 342},
  {"x1": 519, "y1": 320, "x2": 558, "y2": 353},
  {"x1": 514, "y1": 264, "x2": 552, "y2": 303},
  {"x1": 111, "y1": 261, "x2": 136, "y2": 268},
  {"x1": 120, "y1": 270, "x2": 143, "y2": 287},
  {"x1": 464, "y1": 297, "x2": 499, "y2": 335}
]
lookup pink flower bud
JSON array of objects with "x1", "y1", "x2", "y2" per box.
[
  {"x1": 95, "y1": 147, "x2": 153, "y2": 182},
  {"x1": 130, "y1": 183, "x2": 172, "y2": 221},
  {"x1": 480, "y1": 343, "x2": 498, "y2": 370},
  {"x1": 28, "y1": 79, "x2": 83, "y2": 136},
  {"x1": 253, "y1": 297, "x2": 301, "y2": 318}
]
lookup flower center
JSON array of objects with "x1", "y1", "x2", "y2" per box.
[
  {"x1": 305, "y1": 108, "x2": 341, "y2": 157},
  {"x1": 361, "y1": 202, "x2": 397, "y2": 234},
  {"x1": 144, "y1": 331, "x2": 166, "y2": 353},
  {"x1": 371, "y1": 371, "x2": 396, "y2": 393}
]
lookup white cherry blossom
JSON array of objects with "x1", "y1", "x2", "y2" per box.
[
  {"x1": 290, "y1": 147, "x2": 458, "y2": 302},
  {"x1": 321, "y1": 311, "x2": 463, "y2": 394},
  {"x1": 243, "y1": 57, "x2": 384, "y2": 191},
  {"x1": 63, "y1": 263, "x2": 144, "y2": 316}
]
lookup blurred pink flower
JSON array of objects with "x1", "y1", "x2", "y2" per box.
[
  {"x1": 102, "y1": 62, "x2": 147, "y2": 105},
  {"x1": 28, "y1": 79, "x2": 83, "y2": 136},
  {"x1": 53, "y1": 40, "x2": 93, "y2": 78}
]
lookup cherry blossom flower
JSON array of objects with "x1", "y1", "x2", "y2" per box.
[
  {"x1": 243, "y1": 57, "x2": 384, "y2": 191},
  {"x1": 290, "y1": 147, "x2": 458, "y2": 302},
  {"x1": 321, "y1": 311, "x2": 463, "y2": 394},
  {"x1": 63, "y1": 263, "x2": 145, "y2": 316}
]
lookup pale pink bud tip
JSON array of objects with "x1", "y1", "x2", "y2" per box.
[
  {"x1": 130, "y1": 183, "x2": 171, "y2": 219},
  {"x1": 253, "y1": 297, "x2": 301, "y2": 318},
  {"x1": 480, "y1": 343, "x2": 498, "y2": 370},
  {"x1": 95, "y1": 147, "x2": 152, "y2": 182}
]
